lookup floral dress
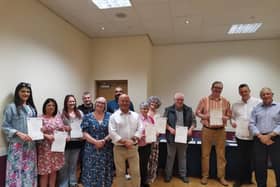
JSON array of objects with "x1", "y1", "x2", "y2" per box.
[
  {"x1": 2, "y1": 104, "x2": 37, "y2": 187},
  {"x1": 37, "y1": 115, "x2": 65, "y2": 175},
  {"x1": 81, "y1": 112, "x2": 114, "y2": 187}
]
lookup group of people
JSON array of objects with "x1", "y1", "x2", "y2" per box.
[{"x1": 2, "y1": 81, "x2": 280, "y2": 187}]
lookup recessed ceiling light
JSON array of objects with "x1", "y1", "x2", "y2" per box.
[
  {"x1": 101, "y1": 26, "x2": 105, "y2": 31},
  {"x1": 185, "y1": 20, "x2": 190, "y2": 24},
  {"x1": 92, "y1": 0, "x2": 132, "y2": 9},
  {"x1": 227, "y1": 23, "x2": 263, "y2": 34}
]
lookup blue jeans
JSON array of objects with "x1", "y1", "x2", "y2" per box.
[{"x1": 58, "y1": 148, "x2": 80, "y2": 187}]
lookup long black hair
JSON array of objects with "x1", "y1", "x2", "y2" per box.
[
  {"x1": 42, "y1": 98, "x2": 58, "y2": 117},
  {"x1": 14, "y1": 82, "x2": 37, "y2": 115}
]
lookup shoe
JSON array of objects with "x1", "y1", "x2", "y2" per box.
[
  {"x1": 125, "y1": 174, "x2": 131, "y2": 180},
  {"x1": 164, "y1": 176, "x2": 171, "y2": 183},
  {"x1": 201, "y1": 177, "x2": 208, "y2": 185},
  {"x1": 233, "y1": 181, "x2": 241, "y2": 187},
  {"x1": 219, "y1": 178, "x2": 229, "y2": 186},
  {"x1": 143, "y1": 184, "x2": 150, "y2": 187},
  {"x1": 181, "y1": 176, "x2": 189, "y2": 183}
]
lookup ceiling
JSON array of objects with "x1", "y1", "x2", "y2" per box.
[{"x1": 39, "y1": 0, "x2": 280, "y2": 45}]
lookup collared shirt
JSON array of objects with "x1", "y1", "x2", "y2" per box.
[
  {"x1": 196, "y1": 96, "x2": 231, "y2": 127},
  {"x1": 232, "y1": 97, "x2": 261, "y2": 140},
  {"x1": 249, "y1": 101, "x2": 280, "y2": 136},
  {"x1": 107, "y1": 99, "x2": 134, "y2": 113},
  {"x1": 138, "y1": 115, "x2": 154, "y2": 146},
  {"x1": 109, "y1": 109, "x2": 143, "y2": 145}
]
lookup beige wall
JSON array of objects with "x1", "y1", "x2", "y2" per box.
[
  {"x1": 91, "y1": 36, "x2": 153, "y2": 111},
  {"x1": 0, "y1": 0, "x2": 91, "y2": 155},
  {"x1": 152, "y1": 39, "x2": 280, "y2": 129},
  {"x1": 1, "y1": 0, "x2": 280, "y2": 155}
]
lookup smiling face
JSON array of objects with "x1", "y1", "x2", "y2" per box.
[
  {"x1": 18, "y1": 87, "x2": 31, "y2": 104},
  {"x1": 260, "y1": 88, "x2": 273, "y2": 106},
  {"x1": 118, "y1": 94, "x2": 130, "y2": 113},
  {"x1": 114, "y1": 87, "x2": 124, "y2": 100},
  {"x1": 211, "y1": 82, "x2": 223, "y2": 98},
  {"x1": 82, "y1": 94, "x2": 92, "y2": 105},
  {"x1": 95, "y1": 97, "x2": 106, "y2": 112},
  {"x1": 67, "y1": 96, "x2": 76, "y2": 110},
  {"x1": 239, "y1": 86, "x2": 251, "y2": 102},
  {"x1": 45, "y1": 101, "x2": 56, "y2": 116}
]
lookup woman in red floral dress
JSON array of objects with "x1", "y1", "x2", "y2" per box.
[{"x1": 37, "y1": 98, "x2": 66, "y2": 187}]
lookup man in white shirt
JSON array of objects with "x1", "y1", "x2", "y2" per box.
[
  {"x1": 109, "y1": 94, "x2": 143, "y2": 187},
  {"x1": 231, "y1": 84, "x2": 260, "y2": 187}
]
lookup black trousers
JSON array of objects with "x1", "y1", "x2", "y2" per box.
[
  {"x1": 253, "y1": 136, "x2": 280, "y2": 187},
  {"x1": 235, "y1": 137, "x2": 254, "y2": 183},
  {"x1": 138, "y1": 144, "x2": 151, "y2": 185}
]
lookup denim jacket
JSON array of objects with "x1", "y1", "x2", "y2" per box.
[
  {"x1": 164, "y1": 104, "x2": 196, "y2": 143},
  {"x1": 2, "y1": 103, "x2": 36, "y2": 143}
]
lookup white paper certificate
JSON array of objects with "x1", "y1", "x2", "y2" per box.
[
  {"x1": 145, "y1": 125, "x2": 157, "y2": 143},
  {"x1": 51, "y1": 131, "x2": 67, "y2": 152},
  {"x1": 175, "y1": 126, "x2": 188, "y2": 144},
  {"x1": 27, "y1": 117, "x2": 44, "y2": 140},
  {"x1": 210, "y1": 109, "x2": 223, "y2": 126},
  {"x1": 70, "y1": 119, "x2": 83, "y2": 138},
  {"x1": 236, "y1": 119, "x2": 250, "y2": 137},
  {"x1": 155, "y1": 117, "x2": 167, "y2": 134}
]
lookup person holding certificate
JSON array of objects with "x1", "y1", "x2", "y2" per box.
[
  {"x1": 80, "y1": 97, "x2": 114, "y2": 187},
  {"x1": 146, "y1": 96, "x2": 162, "y2": 183},
  {"x1": 231, "y1": 84, "x2": 260, "y2": 187},
  {"x1": 249, "y1": 87, "x2": 280, "y2": 187},
  {"x1": 2, "y1": 82, "x2": 38, "y2": 187},
  {"x1": 164, "y1": 92, "x2": 196, "y2": 183},
  {"x1": 138, "y1": 101, "x2": 155, "y2": 187},
  {"x1": 37, "y1": 98, "x2": 66, "y2": 187},
  {"x1": 58, "y1": 95, "x2": 83, "y2": 187},
  {"x1": 196, "y1": 81, "x2": 231, "y2": 186}
]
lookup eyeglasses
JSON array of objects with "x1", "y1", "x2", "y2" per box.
[{"x1": 213, "y1": 86, "x2": 223, "y2": 90}]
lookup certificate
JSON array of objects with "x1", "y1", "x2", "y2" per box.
[
  {"x1": 236, "y1": 119, "x2": 250, "y2": 137},
  {"x1": 70, "y1": 119, "x2": 83, "y2": 138},
  {"x1": 27, "y1": 117, "x2": 44, "y2": 140},
  {"x1": 155, "y1": 117, "x2": 167, "y2": 134},
  {"x1": 145, "y1": 125, "x2": 157, "y2": 143},
  {"x1": 175, "y1": 126, "x2": 188, "y2": 144},
  {"x1": 51, "y1": 131, "x2": 67, "y2": 152},
  {"x1": 210, "y1": 109, "x2": 223, "y2": 126}
]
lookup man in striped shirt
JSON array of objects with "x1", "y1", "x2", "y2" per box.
[{"x1": 196, "y1": 81, "x2": 231, "y2": 186}]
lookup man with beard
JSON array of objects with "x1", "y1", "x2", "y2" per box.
[{"x1": 107, "y1": 87, "x2": 134, "y2": 113}]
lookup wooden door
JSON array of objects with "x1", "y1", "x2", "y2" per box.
[{"x1": 95, "y1": 80, "x2": 128, "y2": 101}]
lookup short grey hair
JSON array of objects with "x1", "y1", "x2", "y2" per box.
[
  {"x1": 147, "y1": 96, "x2": 162, "y2": 109},
  {"x1": 260, "y1": 87, "x2": 273, "y2": 97},
  {"x1": 139, "y1": 101, "x2": 149, "y2": 109},
  {"x1": 174, "y1": 92, "x2": 184, "y2": 100}
]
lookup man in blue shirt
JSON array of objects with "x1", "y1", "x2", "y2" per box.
[
  {"x1": 107, "y1": 87, "x2": 134, "y2": 113},
  {"x1": 249, "y1": 87, "x2": 280, "y2": 187}
]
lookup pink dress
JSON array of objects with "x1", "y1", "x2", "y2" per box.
[{"x1": 37, "y1": 115, "x2": 65, "y2": 175}]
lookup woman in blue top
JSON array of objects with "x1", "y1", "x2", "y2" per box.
[
  {"x1": 2, "y1": 82, "x2": 38, "y2": 187},
  {"x1": 81, "y1": 97, "x2": 114, "y2": 187}
]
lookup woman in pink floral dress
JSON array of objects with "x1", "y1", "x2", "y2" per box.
[{"x1": 37, "y1": 98, "x2": 66, "y2": 187}]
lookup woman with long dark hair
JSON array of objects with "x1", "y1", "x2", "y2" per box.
[
  {"x1": 58, "y1": 95, "x2": 83, "y2": 187},
  {"x1": 2, "y1": 82, "x2": 38, "y2": 187}
]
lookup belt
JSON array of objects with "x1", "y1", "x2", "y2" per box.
[{"x1": 204, "y1": 126, "x2": 224, "y2": 130}]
